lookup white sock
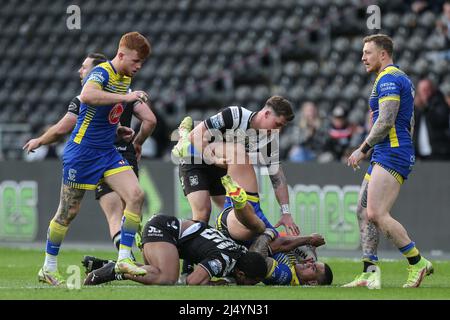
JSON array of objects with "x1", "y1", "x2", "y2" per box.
[
  {"x1": 44, "y1": 253, "x2": 57, "y2": 272},
  {"x1": 118, "y1": 247, "x2": 131, "y2": 261}
]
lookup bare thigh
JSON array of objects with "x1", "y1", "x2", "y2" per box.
[
  {"x1": 209, "y1": 142, "x2": 258, "y2": 193},
  {"x1": 143, "y1": 242, "x2": 180, "y2": 284},
  {"x1": 226, "y1": 209, "x2": 258, "y2": 242},
  {"x1": 367, "y1": 164, "x2": 401, "y2": 220}
]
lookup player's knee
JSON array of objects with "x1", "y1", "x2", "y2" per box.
[
  {"x1": 192, "y1": 205, "x2": 211, "y2": 222},
  {"x1": 127, "y1": 187, "x2": 145, "y2": 206},
  {"x1": 366, "y1": 207, "x2": 381, "y2": 226}
]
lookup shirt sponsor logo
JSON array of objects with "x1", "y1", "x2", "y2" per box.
[
  {"x1": 147, "y1": 226, "x2": 163, "y2": 237},
  {"x1": 109, "y1": 103, "x2": 124, "y2": 124},
  {"x1": 87, "y1": 71, "x2": 105, "y2": 84},
  {"x1": 210, "y1": 114, "x2": 225, "y2": 129},
  {"x1": 208, "y1": 259, "x2": 222, "y2": 275}
]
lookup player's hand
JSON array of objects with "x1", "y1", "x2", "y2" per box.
[
  {"x1": 347, "y1": 147, "x2": 365, "y2": 171},
  {"x1": 117, "y1": 126, "x2": 135, "y2": 143},
  {"x1": 133, "y1": 142, "x2": 142, "y2": 162},
  {"x1": 274, "y1": 214, "x2": 300, "y2": 236},
  {"x1": 308, "y1": 233, "x2": 325, "y2": 247},
  {"x1": 23, "y1": 138, "x2": 41, "y2": 154},
  {"x1": 126, "y1": 91, "x2": 149, "y2": 104}
]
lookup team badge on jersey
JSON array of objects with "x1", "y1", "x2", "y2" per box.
[{"x1": 109, "y1": 103, "x2": 124, "y2": 124}]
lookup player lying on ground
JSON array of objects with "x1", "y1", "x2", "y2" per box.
[
  {"x1": 84, "y1": 214, "x2": 267, "y2": 286},
  {"x1": 218, "y1": 174, "x2": 333, "y2": 286}
]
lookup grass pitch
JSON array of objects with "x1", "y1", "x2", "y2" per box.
[{"x1": 0, "y1": 247, "x2": 449, "y2": 300}]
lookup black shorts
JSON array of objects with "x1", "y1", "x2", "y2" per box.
[
  {"x1": 179, "y1": 163, "x2": 227, "y2": 196},
  {"x1": 95, "y1": 151, "x2": 139, "y2": 200},
  {"x1": 141, "y1": 215, "x2": 181, "y2": 246}
]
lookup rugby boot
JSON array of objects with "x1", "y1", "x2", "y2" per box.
[
  {"x1": 38, "y1": 267, "x2": 66, "y2": 286},
  {"x1": 342, "y1": 265, "x2": 381, "y2": 289},
  {"x1": 403, "y1": 257, "x2": 434, "y2": 288},
  {"x1": 172, "y1": 116, "x2": 193, "y2": 158},
  {"x1": 221, "y1": 175, "x2": 247, "y2": 210},
  {"x1": 115, "y1": 258, "x2": 147, "y2": 276}
]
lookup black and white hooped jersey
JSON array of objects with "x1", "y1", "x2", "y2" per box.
[
  {"x1": 178, "y1": 221, "x2": 248, "y2": 279},
  {"x1": 204, "y1": 106, "x2": 280, "y2": 169}
]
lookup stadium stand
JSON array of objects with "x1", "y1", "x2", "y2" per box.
[{"x1": 1, "y1": 0, "x2": 450, "y2": 160}]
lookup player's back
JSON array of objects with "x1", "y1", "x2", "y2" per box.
[
  {"x1": 70, "y1": 61, "x2": 131, "y2": 149},
  {"x1": 369, "y1": 65, "x2": 415, "y2": 149}
]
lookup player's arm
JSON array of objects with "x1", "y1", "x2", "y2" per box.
[
  {"x1": 80, "y1": 81, "x2": 148, "y2": 106},
  {"x1": 269, "y1": 233, "x2": 326, "y2": 254},
  {"x1": 365, "y1": 99, "x2": 399, "y2": 147},
  {"x1": 185, "y1": 265, "x2": 212, "y2": 285},
  {"x1": 348, "y1": 77, "x2": 400, "y2": 169},
  {"x1": 79, "y1": 67, "x2": 148, "y2": 106},
  {"x1": 132, "y1": 101, "x2": 157, "y2": 161},
  {"x1": 269, "y1": 165, "x2": 300, "y2": 235},
  {"x1": 23, "y1": 110, "x2": 77, "y2": 154},
  {"x1": 188, "y1": 107, "x2": 240, "y2": 163}
]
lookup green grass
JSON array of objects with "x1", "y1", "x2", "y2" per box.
[{"x1": 0, "y1": 247, "x2": 449, "y2": 300}]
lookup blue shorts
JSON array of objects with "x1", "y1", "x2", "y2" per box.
[
  {"x1": 62, "y1": 141, "x2": 132, "y2": 190},
  {"x1": 224, "y1": 196, "x2": 278, "y2": 235},
  {"x1": 366, "y1": 145, "x2": 415, "y2": 184}
]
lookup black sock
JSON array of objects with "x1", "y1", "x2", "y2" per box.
[
  {"x1": 407, "y1": 254, "x2": 421, "y2": 265},
  {"x1": 363, "y1": 260, "x2": 377, "y2": 272}
]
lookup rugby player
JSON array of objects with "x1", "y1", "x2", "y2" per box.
[
  {"x1": 24, "y1": 53, "x2": 156, "y2": 262},
  {"x1": 344, "y1": 34, "x2": 433, "y2": 289},
  {"x1": 217, "y1": 173, "x2": 332, "y2": 286},
  {"x1": 37, "y1": 32, "x2": 152, "y2": 285},
  {"x1": 173, "y1": 96, "x2": 299, "y2": 235},
  {"x1": 83, "y1": 214, "x2": 268, "y2": 286}
]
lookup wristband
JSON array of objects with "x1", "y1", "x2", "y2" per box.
[
  {"x1": 281, "y1": 204, "x2": 290, "y2": 214},
  {"x1": 361, "y1": 142, "x2": 372, "y2": 154}
]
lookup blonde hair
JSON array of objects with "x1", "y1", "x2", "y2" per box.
[
  {"x1": 119, "y1": 32, "x2": 151, "y2": 59},
  {"x1": 363, "y1": 34, "x2": 393, "y2": 57}
]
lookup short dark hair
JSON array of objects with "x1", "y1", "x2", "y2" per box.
[
  {"x1": 265, "y1": 96, "x2": 295, "y2": 122},
  {"x1": 87, "y1": 52, "x2": 108, "y2": 67},
  {"x1": 318, "y1": 263, "x2": 333, "y2": 285},
  {"x1": 363, "y1": 34, "x2": 394, "y2": 57},
  {"x1": 235, "y1": 252, "x2": 267, "y2": 279}
]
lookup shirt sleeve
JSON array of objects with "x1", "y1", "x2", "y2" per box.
[
  {"x1": 204, "y1": 106, "x2": 241, "y2": 134},
  {"x1": 377, "y1": 74, "x2": 401, "y2": 104},
  {"x1": 83, "y1": 66, "x2": 109, "y2": 89},
  {"x1": 198, "y1": 256, "x2": 227, "y2": 278},
  {"x1": 67, "y1": 96, "x2": 80, "y2": 116}
]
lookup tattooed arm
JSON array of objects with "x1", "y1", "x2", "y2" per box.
[
  {"x1": 269, "y1": 165, "x2": 300, "y2": 235},
  {"x1": 348, "y1": 99, "x2": 400, "y2": 169},
  {"x1": 365, "y1": 99, "x2": 400, "y2": 147}
]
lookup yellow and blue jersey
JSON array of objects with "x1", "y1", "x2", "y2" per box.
[
  {"x1": 62, "y1": 61, "x2": 133, "y2": 190},
  {"x1": 369, "y1": 64, "x2": 414, "y2": 149},
  {"x1": 368, "y1": 64, "x2": 415, "y2": 180},
  {"x1": 263, "y1": 253, "x2": 300, "y2": 286},
  {"x1": 70, "y1": 61, "x2": 131, "y2": 149}
]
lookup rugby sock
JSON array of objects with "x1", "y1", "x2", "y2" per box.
[
  {"x1": 362, "y1": 255, "x2": 379, "y2": 272},
  {"x1": 44, "y1": 220, "x2": 68, "y2": 271},
  {"x1": 112, "y1": 231, "x2": 136, "y2": 261},
  {"x1": 399, "y1": 241, "x2": 421, "y2": 265},
  {"x1": 118, "y1": 210, "x2": 141, "y2": 261}
]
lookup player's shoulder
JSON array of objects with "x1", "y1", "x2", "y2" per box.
[{"x1": 377, "y1": 65, "x2": 409, "y2": 83}]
